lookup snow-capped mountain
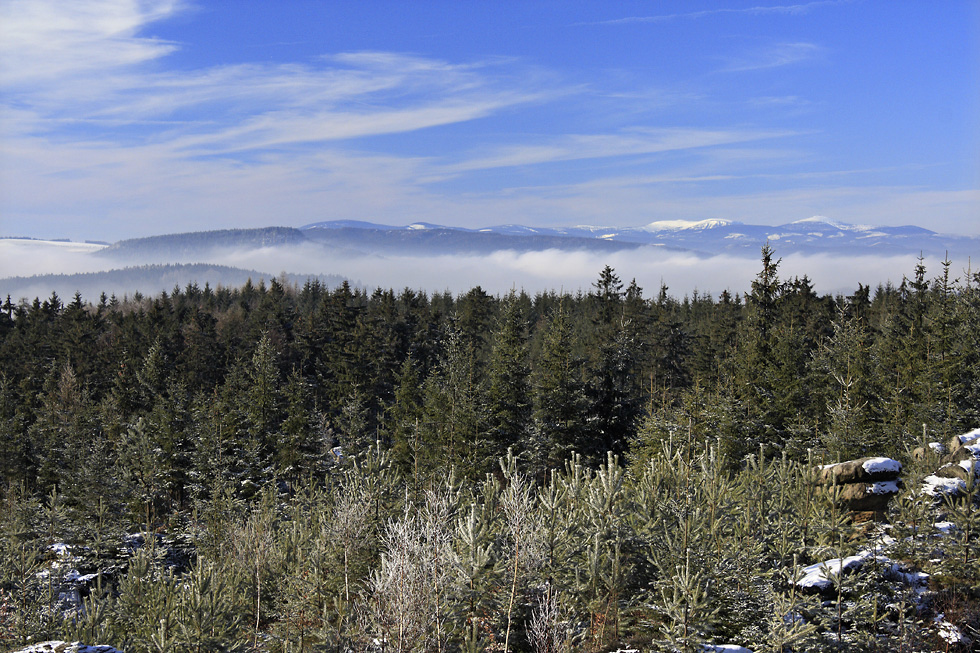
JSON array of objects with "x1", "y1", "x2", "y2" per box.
[{"x1": 301, "y1": 216, "x2": 977, "y2": 257}]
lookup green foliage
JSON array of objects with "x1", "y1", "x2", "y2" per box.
[{"x1": 0, "y1": 258, "x2": 978, "y2": 650}]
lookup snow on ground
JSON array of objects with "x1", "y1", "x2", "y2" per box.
[
  {"x1": 703, "y1": 645, "x2": 754, "y2": 653},
  {"x1": 936, "y1": 615, "x2": 972, "y2": 646},
  {"x1": 9, "y1": 643, "x2": 122, "y2": 653}
]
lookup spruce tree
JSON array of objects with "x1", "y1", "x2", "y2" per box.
[
  {"x1": 533, "y1": 300, "x2": 588, "y2": 473},
  {"x1": 487, "y1": 291, "x2": 533, "y2": 465}
]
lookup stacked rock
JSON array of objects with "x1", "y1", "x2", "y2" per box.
[
  {"x1": 817, "y1": 457, "x2": 903, "y2": 513},
  {"x1": 915, "y1": 429, "x2": 980, "y2": 497}
]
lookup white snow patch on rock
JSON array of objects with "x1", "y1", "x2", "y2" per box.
[
  {"x1": 868, "y1": 480, "x2": 900, "y2": 495},
  {"x1": 797, "y1": 553, "x2": 870, "y2": 591},
  {"x1": 862, "y1": 457, "x2": 901, "y2": 474},
  {"x1": 922, "y1": 474, "x2": 966, "y2": 496},
  {"x1": 957, "y1": 428, "x2": 980, "y2": 445}
]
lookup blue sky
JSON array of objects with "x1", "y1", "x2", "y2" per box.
[{"x1": 1, "y1": 0, "x2": 978, "y2": 241}]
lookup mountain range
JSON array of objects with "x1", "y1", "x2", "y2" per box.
[
  {"x1": 99, "y1": 217, "x2": 977, "y2": 260},
  {"x1": 2, "y1": 217, "x2": 977, "y2": 302}
]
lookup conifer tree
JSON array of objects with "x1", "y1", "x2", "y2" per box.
[
  {"x1": 487, "y1": 291, "x2": 533, "y2": 464},
  {"x1": 533, "y1": 300, "x2": 588, "y2": 473}
]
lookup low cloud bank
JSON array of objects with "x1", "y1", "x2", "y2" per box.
[
  {"x1": 1, "y1": 239, "x2": 961, "y2": 304},
  {"x1": 208, "y1": 246, "x2": 953, "y2": 299}
]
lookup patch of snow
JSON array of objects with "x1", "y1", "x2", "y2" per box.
[
  {"x1": 49, "y1": 543, "x2": 71, "y2": 556},
  {"x1": 868, "y1": 480, "x2": 900, "y2": 495},
  {"x1": 797, "y1": 553, "x2": 869, "y2": 590},
  {"x1": 934, "y1": 521, "x2": 957, "y2": 534},
  {"x1": 10, "y1": 643, "x2": 123, "y2": 653},
  {"x1": 65, "y1": 570, "x2": 99, "y2": 583},
  {"x1": 935, "y1": 615, "x2": 971, "y2": 645},
  {"x1": 922, "y1": 475, "x2": 966, "y2": 496},
  {"x1": 957, "y1": 459, "x2": 978, "y2": 475},
  {"x1": 702, "y1": 646, "x2": 754, "y2": 653},
  {"x1": 407, "y1": 223, "x2": 428, "y2": 230},
  {"x1": 643, "y1": 219, "x2": 733, "y2": 232},
  {"x1": 600, "y1": 233, "x2": 618, "y2": 239},
  {"x1": 884, "y1": 563, "x2": 929, "y2": 587},
  {"x1": 0, "y1": 239, "x2": 107, "y2": 254},
  {"x1": 796, "y1": 544, "x2": 898, "y2": 591},
  {"x1": 790, "y1": 216, "x2": 873, "y2": 232},
  {"x1": 724, "y1": 233, "x2": 747, "y2": 239},
  {"x1": 957, "y1": 428, "x2": 980, "y2": 445},
  {"x1": 928, "y1": 441, "x2": 945, "y2": 453},
  {"x1": 862, "y1": 457, "x2": 901, "y2": 475}
]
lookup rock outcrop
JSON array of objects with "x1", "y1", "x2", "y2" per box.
[
  {"x1": 817, "y1": 457, "x2": 903, "y2": 513},
  {"x1": 915, "y1": 428, "x2": 980, "y2": 497}
]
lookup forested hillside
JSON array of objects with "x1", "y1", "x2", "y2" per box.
[{"x1": 1, "y1": 248, "x2": 978, "y2": 651}]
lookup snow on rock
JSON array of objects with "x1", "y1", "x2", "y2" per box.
[
  {"x1": 797, "y1": 553, "x2": 871, "y2": 591},
  {"x1": 862, "y1": 457, "x2": 902, "y2": 475},
  {"x1": 957, "y1": 428, "x2": 980, "y2": 446},
  {"x1": 817, "y1": 457, "x2": 903, "y2": 512},
  {"x1": 868, "y1": 480, "x2": 900, "y2": 495},
  {"x1": 918, "y1": 428, "x2": 980, "y2": 496},
  {"x1": 818, "y1": 457, "x2": 901, "y2": 484},
  {"x1": 9, "y1": 643, "x2": 123, "y2": 653},
  {"x1": 922, "y1": 474, "x2": 966, "y2": 496}
]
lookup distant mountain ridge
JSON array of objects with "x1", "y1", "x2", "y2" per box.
[
  {"x1": 101, "y1": 227, "x2": 308, "y2": 263},
  {"x1": 300, "y1": 217, "x2": 977, "y2": 257},
  {"x1": 74, "y1": 217, "x2": 980, "y2": 260},
  {"x1": 0, "y1": 263, "x2": 347, "y2": 304}
]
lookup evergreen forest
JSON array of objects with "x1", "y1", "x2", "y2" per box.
[{"x1": 1, "y1": 247, "x2": 978, "y2": 651}]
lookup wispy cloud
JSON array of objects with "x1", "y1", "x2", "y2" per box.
[
  {"x1": 591, "y1": 1, "x2": 848, "y2": 26},
  {"x1": 0, "y1": 0, "x2": 183, "y2": 87},
  {"x1": 430, "y1": 128, "x2": 796, "y2": 177},
  {"x1": 1, "y1": 0, "x2": 975, "y2": 244},
  {"x1": 722, "y1": 42, "x2": 823, "y2": 72}
]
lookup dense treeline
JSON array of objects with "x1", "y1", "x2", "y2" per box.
[{"x1": 0, "y1": 248, "x2": 978, "y2": 651}]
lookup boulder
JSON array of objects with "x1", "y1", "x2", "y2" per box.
[
  {"x1": 817, "y1": 457, "x2": 902, "y2": 485},
  {"x1": 816, "y1": 457, "x2": 902, "y2": 514},
  {"x1": 934, "y1": 461, "x2": 975, "y2": 482},
  {"x1": 833, "y1": 480, "x2": 903, "y2": 512}
]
